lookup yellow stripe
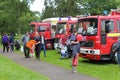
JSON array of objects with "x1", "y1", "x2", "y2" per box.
[{"x1": 107, "y1": 33, "x2": 120, "y2": 37}]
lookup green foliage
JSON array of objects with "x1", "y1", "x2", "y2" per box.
[
  {"x1": 78, "y1": 0, "x2": 120, "y2": 15},
  {"x1": 41, "y1": 0, "x2": 80, "y2": 20},
  {"x1": 0, "y1": 54, "x2": 50, "y2": 80},
  {"x1": 0, "y1": 0, "x2": 39, "y2": 34},
  {"x1": 41, "y1": 0, "x2": 120, "y2": 19}
]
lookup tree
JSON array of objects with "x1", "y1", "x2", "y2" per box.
[
  {"x1": 41, "y1": 0, "x2": 79, "y2": 20},
  {"x1": 41, "y1": 0, "x2": 120, "y2": 20},
  {"x1": 0, "y1": 0, "x2": 38, "y2": 34},
  {"x1": 77, "y1": 0, "x2": 120, "y2": 15}
]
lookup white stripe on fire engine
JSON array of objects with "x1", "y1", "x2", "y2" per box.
[
  {"x1": 107, "y1": 33, "x2": 120, "y2": 37},
  {"x1": 80, "y1": 48, "x2": 100, "y2": 55}
]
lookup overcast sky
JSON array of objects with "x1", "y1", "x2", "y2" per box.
[{"x1": 30, "y1": 0, "x2": 45, "y2": 13}]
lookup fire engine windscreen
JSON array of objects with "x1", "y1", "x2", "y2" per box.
[
  {"x1": 56, "y1": 22, "x2": 67, "y2": 34},
  {"x1": 56, "y1": 22, "x2": 76, "y2": 34},
  {"x1": 78, "y1": 18, "x2": 98, "y2": 36},
  {"x1": 37, "y1": 26, "x2": 48, "y2": 32},
  {"x1": 29, "y1": 24, "x2": 34, "y2": 34}
]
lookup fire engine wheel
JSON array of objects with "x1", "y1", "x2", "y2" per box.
[
  {"x1": 46, "y1": 42, "x2": 53, "y2": 50},
  {"x1": 112, "y1": 52, "x2": 118, "y2": 64}
]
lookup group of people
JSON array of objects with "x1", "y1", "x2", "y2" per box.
[
  {"x1": 22, "y1": 32, "x2": 46, "y2": 60},
  {"x1": 2, "y1": 33, "x2": 20, "y2": 53}
]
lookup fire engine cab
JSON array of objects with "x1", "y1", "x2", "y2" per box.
[
  {"x1": 29, "y1": 21, "x2": 54, "y2": 49},
  {"x1": 54, "y1": 17, "x2": 77, "y2": 49},
  {"x1": 78, "y1": 9, "x2": 120, "y2": 63}
]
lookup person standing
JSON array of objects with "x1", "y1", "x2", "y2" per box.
[
  {"x1": 112, "y1": 39, "x2": 120, "y2": 67},
  {"x1": 51, "y1": 29, "x2": 56, "y2": 49},
  {"x1": 22, "y1": 32, "x2": 30, "y2": 58},
  {"x1": 2, "y1": 33, "x2": 9, "y2": 53},
  {"x1": 34, "y1": 32, "x2": 41, "y2": 60},
  {"x1": 40, "y1": 32, "x2": 46, "y2": 57},
  {"x1": 78, "y1": 23, "x2": 83, "y2": 34},
  {"x1": 70, "y1": 28, "x2": 80, "y2": 73},
  {"x1": 9, "y1": 33, "x2": 14, "y2": 53}
]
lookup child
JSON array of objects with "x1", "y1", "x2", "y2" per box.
[
  {"x1": 26, "y1": 40, "x2": 36, "y2": 58},
  {"x1": 60, "y1": 45, "x2": 68, "y2": 59},
  {"x1": 15, "y1": 40, "x2": 20, "y2": 50}
]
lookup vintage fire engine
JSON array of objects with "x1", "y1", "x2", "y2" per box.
[
  {"x1": 54, "y1": 17, "x2": 77, "y2": 49},
  {"x1": 29, "y1": 21, "x2": 54, "y2": 49},
  {"x1": 78, "y1": 9, "x2": 120, "y2": 63}
]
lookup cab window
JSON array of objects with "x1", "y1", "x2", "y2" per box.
[
  {"x1": 116, "y1": 20, "x2": 120, "y2": 32},
  {"x1": 101, "y1": 19, "x2": 114, "y2": 33}
]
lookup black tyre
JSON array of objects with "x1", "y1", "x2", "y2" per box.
[
  {"x1": 46, "y1": 41, "x2": 53, "y2": 50},
  {"x1": 112, "y1": 52, "x2": 118, "y2": 64}
]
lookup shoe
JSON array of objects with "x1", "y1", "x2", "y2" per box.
[
  {"x1": 72, "y1": 70, "x2": 77, "y2": 73},
  {"x1": 36, "y1": 58, "x2": 40, "y2": 61},
  {"x1": 25, "y1": 56, "x2": 30, "y2": 58}
]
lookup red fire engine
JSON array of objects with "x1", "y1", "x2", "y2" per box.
[
  {"x1": 78, "y1": 9, "x2": 120, "y2": 63},
  {"x1": 54, "y1": 17, "x2": 77, "y2": 49},
  {"x1": 29, "y1": 21, "x2": 54, "y2": 49}
]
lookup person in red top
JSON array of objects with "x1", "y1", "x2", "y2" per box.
[
  {"x1": 44, "y1": 28, "x2": 51, "y2": 39},
  {"x1": 60, "y1": 32, "x2": 68, "y2": 47}
]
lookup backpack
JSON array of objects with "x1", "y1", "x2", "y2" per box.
[
  {"x1": 67, "y1": 34, "x2": 78, "y2": 50},
  {"x1": 2, "y1": 35, "x2": 9, "y2": 43}
]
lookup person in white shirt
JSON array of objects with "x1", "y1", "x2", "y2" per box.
[
  {"x1": 78, "y1": 23, "x2": 83, "y2": 34},
  {"x1": 40, "y1": 32, "x2": 46, "y2": 57}
]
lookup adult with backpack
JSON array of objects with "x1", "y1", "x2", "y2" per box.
[{"x1": 2, "y1": 33, "x2": 9, "y2": 53}]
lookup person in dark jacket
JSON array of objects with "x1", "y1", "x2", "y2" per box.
[
  {"x1": 2, "y1": 33, "x2": 9, "y2": 53},
  {"x1": 112, "y1": 39, "x2": 120, "y2": 67},
  {"x1": 9, "y1": 33, "x2": 14, "y2": 53},
  {"x1": 15, "y1": 40, "x2": 20, "y2": 50},
  {"x1": 34, "y1": 32, "x2": 41, "y2": 60}
]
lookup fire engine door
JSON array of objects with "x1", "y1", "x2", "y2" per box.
[
  {"x1": 101, "y1": 20, "x2": 108, "y2": 45},
  {"x1": 101, "y1": 19, "x2": 115, "y2": 45}
]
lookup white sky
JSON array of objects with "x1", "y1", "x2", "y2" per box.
[{"x1": 30, "y1": 0, "x2": 45, "y2": 13}]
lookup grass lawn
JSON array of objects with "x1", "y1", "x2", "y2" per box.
[
  {"x1": 0, "y1": 54, "x2": 50, "y2": 80},
  {"x1": 40, "y1": 50, "x2": 120, "y2": 80}
]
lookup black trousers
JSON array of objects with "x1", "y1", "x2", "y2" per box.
[
  {"x1": 35, "y1": 44, "x2": 40, "y2": 59},
  {"x1": 23, "y1": 45, "x2": 30, "y2": 58},
  {"x1": 2, "y1": 42, "x2": 9, "y2": 53}
]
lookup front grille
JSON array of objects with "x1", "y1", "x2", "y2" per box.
[{"x1": 80, "y1": 40, "x2": 94, "y2": 47}]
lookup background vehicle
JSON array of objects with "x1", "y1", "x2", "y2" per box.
[
  {"x1": 54, "y1": 17, "x2": 77, "y2": 49},
  {"x1": 42, "y1": 17, "x2": 62, "y2": 31},
  {"x1": 78, "y1": 9, "x2": 120, "y2": 63},
  {"x1": 29, "y1": 21, "x2": 54, "y2": 49}
]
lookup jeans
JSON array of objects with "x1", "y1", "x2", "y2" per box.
[
  {"x1": 40, "y1": 44, "x2": 46, "y2": 57},
  {"x1": 117, "y1": 53, "x2": 120, "y2": 66}
]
